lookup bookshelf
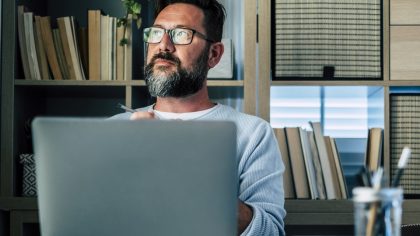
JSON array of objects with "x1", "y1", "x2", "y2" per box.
[
  {"x1": 260, "y1": 0, "x2": 420, "y2": 234},
  {"x1": 4, "y1": 0, "x2": 419, "y2": 235},
  {"x1": 0, "y1": 0, "x2": 256, "y2": 235}
]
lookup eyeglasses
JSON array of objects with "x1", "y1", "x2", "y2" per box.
[{"x1": 143, "y1": 27, "x2": 214, "y2": 45}]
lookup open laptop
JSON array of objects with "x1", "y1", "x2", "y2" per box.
[{"x1": 32, "y1": 117, "x2": 237, "y2": 236}]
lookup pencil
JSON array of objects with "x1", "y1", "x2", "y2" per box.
[{"x1": 117, "y1": 103, "x2": 136, "y2": 113}]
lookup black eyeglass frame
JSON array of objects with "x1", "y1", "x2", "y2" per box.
[{"x1": 143, "y1": 26, "x2": 215, "y2": 45}]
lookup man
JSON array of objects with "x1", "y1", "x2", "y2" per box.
[{"x1": 111, "y1": 0, "x2": 286, "y2": 235}]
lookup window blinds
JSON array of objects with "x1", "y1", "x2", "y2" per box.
[{"x1": 273, "y1": 0, "x2": 382, "y2": 79}]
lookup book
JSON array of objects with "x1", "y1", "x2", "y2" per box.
[
  {"x1": 110, "y1": 17, "x2": 117, "y2": 80},
  {"x1": 39, "y1": 16, "x2": 63, "y2": 80},
  {"x1": 88, "y1": 10, "x2": 101, "y2": 80},
  {"x1": 70, "y1": 17, "x2": 87, "y2": 80},
  {"x1": 24, "y1": 12, "x2": 41, "y2": 80},
  {"x1": 57, "y1": 17, "x2": 77, "y2": 80},
  {"x1": 307, "y1": 131, "x2": 326, "y2": 199},
  {"x1": 330, "y1": 137, "x2": 348, "y2": 199},
  {"x1": 34, "y1": 16, "x2": 50, "y2": 80},
  {"x1": 17, "y1": 6, "x2": 31, "y2": 79},
  {"x1": 300, "y1": 128, "x2": 320, "y2": 199},
  {"x1": 310, "y1": 122, "x2": 339, "y2": 200},
  {"x1": 52, "y1": 29, "x2": 70, "y2": 80},
  {"x1": 324, "y1": 136, "x2": 344, "y2": 199},
  {"x1": 365, "y1": 127, "x2": 383, "y2": 172},
  {"x1": 273, "y1": 128, "x2": 296, "y2": 199},
  {"x1": 57, "y1": 16, "x2": 85, "y2": 80},
  {"x1": 116, "y1": 24, "x2": 125, "y2": 81},
  {"x1": 77, "y1": 27, "x2": 89, "y2": 76},
  {"x1": 285, "y1": 127, "x2": 310, "y2": 199},
  {"x1": 101, "y1": 14, "x2": 110, "y2": 80}
]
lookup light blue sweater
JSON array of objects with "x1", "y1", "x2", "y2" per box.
[{"x1": 110, "y1": 104, "x2": 286, "y2": 235}]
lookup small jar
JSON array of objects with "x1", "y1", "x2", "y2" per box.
[{"x1": 353, "y1": 187, "x2": 403, "y2": 236}]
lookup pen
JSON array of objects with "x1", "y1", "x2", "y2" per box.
[
  {"x1": 117, "y1": 103, "x2": 136, "y2": 113},
  {"x1": 359, "y1": 166, "x2": 372, "y2": 187},
  {"x1": 391, "y1": 146, "x2": 411, "y2": 187},
  {"x1": 366, "y1": 167, "x2": 383, "y2": 236}
]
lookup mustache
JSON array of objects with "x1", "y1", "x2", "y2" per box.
[{"x1": 150, "y1": 52, "x2": 181, "y2": 66}]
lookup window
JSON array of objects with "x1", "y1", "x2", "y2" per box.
[{"x1": 270, "y1": 86, "x2": 384, "y2": 138}]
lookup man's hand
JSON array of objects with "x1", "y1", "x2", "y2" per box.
[
  {"x1": 238, "y1": 200, "x2": 253, "y2": 235},
  {"x1": 130, "y1": 111, "x2": 156, "y2": 120}
]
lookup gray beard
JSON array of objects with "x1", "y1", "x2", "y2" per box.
[{"x1": 144, "y1": 49, "x2": 209, "y2": 98}]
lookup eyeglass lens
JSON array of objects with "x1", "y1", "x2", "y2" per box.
[{"x1": 144, "y1": 27, "x2": 194, "y2": 45}]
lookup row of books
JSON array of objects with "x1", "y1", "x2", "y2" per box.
[
  {"x1": 275, "y1": 123, "x2": 385, "y2": 199},
  {"x1": 17, "y1": 6, "x2": 132, "y2": 81},
  {"x1": 274, "y1": 122, "x2": 348, "y2": 200}
]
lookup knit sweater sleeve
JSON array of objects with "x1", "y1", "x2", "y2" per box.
[{"x1": 238, "y1": 120, "x2": 286, "y2": 236}]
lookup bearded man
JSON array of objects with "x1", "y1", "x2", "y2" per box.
[{"x1": 111, "y1": 1, "x2": 286, "y2": 235}]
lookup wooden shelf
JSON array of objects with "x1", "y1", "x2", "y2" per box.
[
  {"x1": 14, "y1": 79, "x2": 244, "y2": 87},
  {"x1": 386, "y1": 80, "x2": 420, "y2": 87},
  {"x1": 207, "y1": 80, "x2": 244, "y2": 87},
  {"x1": 271, "y1": 80, "x2": 385, "y2": 86},
  {"x1": 14, "y1": 79, "x2": 135, "y2": 86},
  {"x1": 0, "y1": 197, "x2": 38, "y2": 211},
  {"x1": 285, "y1": 200, "x2": 353, "y2": 225},
  {"x1": 284, "y1": 199, "x2": 420, "y2": 225},
  {"x1": 0, "y1": 198, "x2": 415, "y2": 227},
  {"x1": 271, "y1": 80, "x2": 420, "y2": 87}
]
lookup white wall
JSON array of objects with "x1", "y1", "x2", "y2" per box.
[
  {"x1": 208, "y1": 1, "x2": 244, "y2": 110},
  {"x1": 219, "y1": 0, "x2": 244, "y2": 81}
]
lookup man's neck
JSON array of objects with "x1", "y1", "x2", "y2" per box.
[{"x1": 154, "y1": 85, "x2": 215, "y2": 113}]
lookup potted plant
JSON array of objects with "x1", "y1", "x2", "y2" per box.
[{"x1": 118, "y1": 0, "x2": 143, "y2": 46}]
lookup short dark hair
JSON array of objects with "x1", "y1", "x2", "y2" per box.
[{"x1": 154, "y1": 0, "x2": 226, "y2": 42}]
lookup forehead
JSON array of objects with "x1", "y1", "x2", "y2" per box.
[{"x1": 154, "y1": 3, "x2": 205, "y2": 31}]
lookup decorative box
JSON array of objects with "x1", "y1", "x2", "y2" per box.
[
  {"x1": 208, "y1": 38, "x2": 233, "y2": 79},
  {"x1": 19, "y1": 154, "x2": 37, "y2": 197}
]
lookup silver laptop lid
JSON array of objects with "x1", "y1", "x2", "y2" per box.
[{"x1": 32, "y1": 117, "x2": 237, "y2": 236}]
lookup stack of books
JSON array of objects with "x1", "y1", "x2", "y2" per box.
[{"x1": 17, "y1": 6, "x2": 132, "y2": 81}]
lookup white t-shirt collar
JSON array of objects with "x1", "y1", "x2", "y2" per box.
[{"x1": 148, "y1": 103, "x2": 219, "y2": 120}]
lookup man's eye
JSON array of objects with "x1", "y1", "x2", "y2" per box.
[
  {"x1": 174, "y1": 31, "x2": 187, "y2": 40},
  {"x1": 148, "y1": 29, "x2": 163, "y2": 41},
  {"x1": 176, "y1": 31, "x2": 187, "y2": 37},
  {"x1": 151, "y1": 30, "x2": 162, "y2": 37}
]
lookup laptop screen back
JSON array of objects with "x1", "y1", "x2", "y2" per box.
[{"x1": 32, "y1": 117, "x2": 237, "y2": 236}]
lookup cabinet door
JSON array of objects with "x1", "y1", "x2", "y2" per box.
[
  {"x1": 391, "y1": 0, "x2": 420, "y2": 24},
  {"x1": 390, "y1": 26, "x2": 420, "y2": 80}
]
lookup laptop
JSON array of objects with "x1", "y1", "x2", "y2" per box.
[{"x1": 32, "y1": 117, "x2": 237, "y2": 236}]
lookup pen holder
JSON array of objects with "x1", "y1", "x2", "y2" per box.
[{"x1": 353, "y1": 187, "x2": 403, "y2": 236}]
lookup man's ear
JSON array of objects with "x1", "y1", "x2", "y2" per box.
[{"x1": 207, "y1": 42, "x2": 224, "y2": 69}]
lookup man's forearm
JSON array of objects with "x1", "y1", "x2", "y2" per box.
[{"x1": 238, "y1": 200, "x2": 253, "y2": 235}]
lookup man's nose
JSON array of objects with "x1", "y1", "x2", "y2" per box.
[{"x1": 158, "y1": 33, "x2": 175, "y2": 52}]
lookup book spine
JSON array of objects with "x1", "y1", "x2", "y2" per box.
[
  {"x1": 88, "y1": 10, "x2": 101, "y2": 80},
  {"x1": 39, "y1": 16, "x2": 63, "y2": 80},
  {"x1": 17, "y1": 6, "x2": 31, "y2": 79}
]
